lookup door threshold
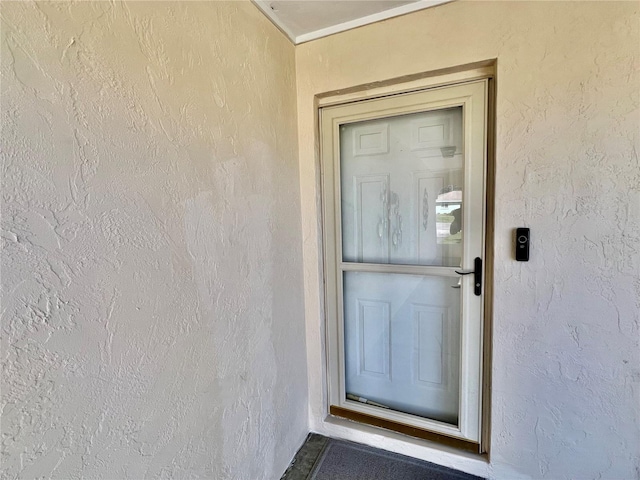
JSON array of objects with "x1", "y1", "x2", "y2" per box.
[{"x1": 330, "y1": 405, "x2": 481, "y2": 454}]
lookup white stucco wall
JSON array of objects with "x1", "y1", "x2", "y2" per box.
[
  {"x1": 296, "y1": 2, "x2": 640, "y2": 479},
  {"x1": 0, "y1": 2, "x2": 307, "y2": 479}
]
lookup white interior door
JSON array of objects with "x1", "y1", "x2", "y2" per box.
[{"x1": 322, "y1": 80, "x2": 487, "y2": 442}]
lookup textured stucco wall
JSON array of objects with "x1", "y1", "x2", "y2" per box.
[
  {"x1": 296, "y1": 2, "x2": 639, "y2": 479},
  {"x1": 1, "y1": 2, "x2": 307, "y2": 479}
]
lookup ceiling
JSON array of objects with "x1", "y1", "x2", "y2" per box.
[{"x1": 252, "y1": 0, "x2": 452, "y2": 45}]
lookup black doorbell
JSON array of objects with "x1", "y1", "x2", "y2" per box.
[{"x1": 516, "y1": 227, "x2": 530, "y2": 261}]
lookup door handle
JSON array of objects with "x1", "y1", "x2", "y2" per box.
[{"x1": 454, "y1": 257, "x2": 482, "y2": 296}]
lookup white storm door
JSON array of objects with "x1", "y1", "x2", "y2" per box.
[{"x1": 322, "y1": 80, "x2": 488, "y2": 444}]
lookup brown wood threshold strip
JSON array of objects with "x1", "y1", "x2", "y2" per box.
[{"x1": 330, "y1": 405, "x2": 481, "y2": 454}]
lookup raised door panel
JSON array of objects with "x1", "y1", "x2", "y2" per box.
[
  {"x1": 410, "y1": 108, "x2": 463, "y2": 158},
  {"x1": 356, "y1": 299, "x2": 390, "y2": 379},
  {"x1": 353, "y1": 124, "x2": 389, "y2": 156}
]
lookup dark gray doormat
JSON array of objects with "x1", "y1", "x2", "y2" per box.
[{"x1": 281, "y1": 433, "x2": 484, "y2": 480}]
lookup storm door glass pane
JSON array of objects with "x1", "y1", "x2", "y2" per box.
[
  {"x1": 340, "y1": 107, "x2": 463, "y2": 267},
  {"x1": 343, "y1": 271, "x2": 460, "y2": 425}
]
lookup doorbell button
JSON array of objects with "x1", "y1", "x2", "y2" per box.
[{"x1": 515, "y1": 227, "x2": 530, "y2": 261}]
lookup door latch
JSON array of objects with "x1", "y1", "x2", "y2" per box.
[{"x1": 455, "y1": 257, "x2": 482, "y2": 296}]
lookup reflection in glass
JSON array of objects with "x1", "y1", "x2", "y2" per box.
[{"x1": 436, "y1": 186, "x2": 462, "y2": 244}]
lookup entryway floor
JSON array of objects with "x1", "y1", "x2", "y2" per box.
[{"x1": 281, "y1": 433, "x2": 483, "y2": 480}]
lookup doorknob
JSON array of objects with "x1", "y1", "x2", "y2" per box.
[{"x1": 454, "y1": 257, "x2": 482, "y2": 296}]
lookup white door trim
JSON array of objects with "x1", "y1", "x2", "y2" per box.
[{"x1": 320, "y1": 79, "x2": 489, "y2": 445}]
